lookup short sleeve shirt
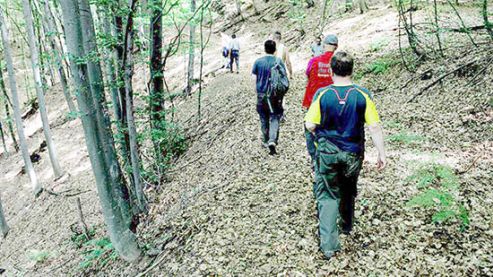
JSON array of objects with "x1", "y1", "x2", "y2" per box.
[
  {"x1": 304, "y1": 84, "x2": 380, "y2": 154},
  {"x1": 252, "y1": 55, "x2": 284, "y2": 95}
]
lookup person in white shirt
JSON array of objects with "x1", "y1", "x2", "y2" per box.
[
  {"x1": 273, "y1": 31, "x2": 293, "y2": 78},
  {"x1": 228, "y1": 34, "x2": 240, "y2": 73}
]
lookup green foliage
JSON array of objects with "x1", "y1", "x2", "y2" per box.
[
  {"x1": 407, "y1": 163, "x2": 469, "y2": 231},
  {"x1": 384, "y1": 120, "x2": 404, "y2": 130},
  {"x1": 370, "y1": 38, "x2": 390, "y2": 52},
  {"x1": 365, "y1": 58, "x2": 399, "y2": 75},
  {"x1": 28, "y1": 250, "x2": 50, "y2": 263},
  {"x1": 71, "y1": 228, "x2": 96, "y2": 248},
  {"x1": 387, "y1": 131, "x2": 424, "y2": 145},
  {"x1": 79, "y1": 237, "x2": 118, "y2": 270}
]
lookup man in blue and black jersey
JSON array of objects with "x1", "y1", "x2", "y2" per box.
[{"x1": 305, "y1": 51, "x2": 386, "y2": 260}]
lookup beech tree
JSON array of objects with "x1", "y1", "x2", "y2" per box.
[
  {"x1": 59, "y1": 0, "x2": 140, "y2": 261},
  {"x1": 0, "y1": 7, "x2": 42, "y2": 195},
  {"x1": 22, "y1": 0, "x2": 63, "y2": 179}
]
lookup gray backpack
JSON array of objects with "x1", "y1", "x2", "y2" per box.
[{"x1": 268, "y1": 58, "x2": 289, "y2": 98}]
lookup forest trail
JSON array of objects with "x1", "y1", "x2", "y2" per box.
[{"x1": 0, "y1": 5, "x2": 491, "y2": 275}]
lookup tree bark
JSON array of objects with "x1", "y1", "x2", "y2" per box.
[
  {"x1": 0, "y1": 66, "x2": 18, "y2": 151},
  {"x1": 43, "y1": 0, "x2": 77, "y2": 113},
  {"x1": 186, "y1": 0, "x2": 196, "y2": 95},
  {"x1": 59, "y1": 0, "x2": 141, "y2": 261},
  {"x1": 149, "y1": 0, "x2": 166, "y2": 175},
  {"x1": 0, "y1": 7, "x2": 42, "y2": 195},
  {"x1": 122, "y1": 0, "x2": 147, "y2": 213},
  {"x1": 483, "y1": 0, "x2": 493, "y2": 40},
  {"x1": 22, "y1": 0, "x2": 64, "y2": 179},
  {"x1": 0, "y1": 120, "x2": 8, "y2": 156},
  {"x1": 0, "y1": 195, "x2": 8, "y2": 238}
]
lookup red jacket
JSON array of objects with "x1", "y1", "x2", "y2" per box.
[{"x1": 302, "y1": 51, "x2": 334, "y2": 108}]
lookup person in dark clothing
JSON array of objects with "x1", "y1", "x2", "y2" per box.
[
  {"x1": 252, "y1": 40, "x2": 288, "y2": 155},
  {"x1": 229, "y1": 34, "x2": 240, "y2": 73}
]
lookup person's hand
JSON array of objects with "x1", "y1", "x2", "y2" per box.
[{"x1": 376, "y1": 154, "x2": 386, "y2": 171}]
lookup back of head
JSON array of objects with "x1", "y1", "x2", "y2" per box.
[
  {"x1": 273, "y1": 31, "x2": 282, "y2": 42},
  {"x1": 232, "y1": 34, "x2": 237, "y2": 39},
  {"x1": 264, "y1": 40, "x2": 276, "y2": 55},
  {"x1": 323, "y1": 34, "x2": 338, "y2": 51},
  {"x1": 331, "y1": 52, "x2": 354, "y2": 77}
]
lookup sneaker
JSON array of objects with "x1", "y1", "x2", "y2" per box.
[
  {"x1": 322, "y1": 250, "x2": 336, "y2": 260},
  {"x1": 268, "y1": 142, "x2": 277, "y2": 155},
  {"x1": 261, "y1": 141, "x2": 268, "y2": 148}
]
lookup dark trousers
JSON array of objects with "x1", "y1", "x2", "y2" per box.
[
  {"x1": 314, "y1": 138, "x2": 362, "y2": 256},
  {"x1": 230, "y1": 50, "x2": 239, "y2": 72},
  {"x1": 258, "y1": 110, "x2": 282, "y2": 144}
]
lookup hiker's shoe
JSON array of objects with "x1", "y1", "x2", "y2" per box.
[
  {"x1": 322, "y1": 250, "x2": 336, "y2": 260},
  {"x1": 261, "y1": 141, "x2": 269, "y2": 148},
  {"x1": 268, "y1": 142, "x2": 277, "y2": 155},
  {"x1": 236, "y1": 71, "x2": 240, "y2": 74}
]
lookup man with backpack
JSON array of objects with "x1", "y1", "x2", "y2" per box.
[
  {"x1": 303, "y1": 34, "x2": 338, "y2": 165},
  {"x1": 229, "y1": 34, "x2": 240, "y2": 73},
  {"x1": 304, "y1": 51, "x2": 386, "y2": 260},
  {"x1": 252, "y1": 40, "x2": 289, "y2": 155}
]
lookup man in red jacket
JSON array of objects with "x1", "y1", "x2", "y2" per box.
[{"x1": 303, "y1": 34, "x2": 338, "y2": 164}]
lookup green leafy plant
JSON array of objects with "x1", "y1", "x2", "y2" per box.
[
  {"x1": 387, "y1": 131, "x2": 424, "y2": 145},
  {"x1": 71, "y1": 227, "x2": 96, "y2": 248},
  {"x1": 365, "y1": 58, "x2": 399, "y2": 74},
  {"x1": 370, "y1": 38, "x2": 390, "y2": 52},
  {"x1": 28, "y1": 250, "x2": 50, "y2": 263},
  {"x1": 406, "y1": 163, "x2": 469, "y2": 231},
  {"x1": 79, "y1": 237, "x2": 119, "y2": 270}
]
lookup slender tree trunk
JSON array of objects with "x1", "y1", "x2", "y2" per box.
[
  {"x1": 0, "y1": 66, "x2": 18, "y2": 151},
  {"x1": 484, "y1": 0, "x2": 493, "y2": 40},
  {"x1": 186, "y1": 0, "x2": 196, "y2": 95},
  {"x1": 0, "y1": 121, "x2": 8, "y2": 156},
  {"x1": 235, "y1": 0, "x2": 244, "y2": 19},
  {"x1": 149, "y1": 0, "x2": 166, "y2": 176},
  {"x1": 122, "y1": 0, "x2": 147, "y2": 213},
  {"x1": 100, "y1": 13, "x2": 122, "y2": 121},
  {"x1": 22, "y1": 0, "x2": 63, "y2": 179},
  {"x1": 0, "y1": 7, "x2": 42, "y2": 195},
  {"x1": 433, "y1": 0, "x2": 444, "y2": 56},
  {"x1": 0, "y1": 195, "x2": 8, "y2": 238},
  {"x1": 43, "y1": 0, "x2": 77, "y2": 113},
  {"x1": 59, "y1": 0, "x2": 140, "y2": 261}
]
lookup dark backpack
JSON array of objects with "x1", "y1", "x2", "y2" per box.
[{"x1": 268, "y1": 58, "x2": 289, "y2": 98}]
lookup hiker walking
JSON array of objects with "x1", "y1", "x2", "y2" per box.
[
  {"x1": 229, "y1": 34, "x2": 240, "y2": 73},
  {"x1": 303, "y1": 34, "x2": 338, "y2": 165},
  {"x1": 252, "y1": 40, "x2": 289, "y2": 155},
  {"x1": 221, "y1": 33, "x2": 231, "y2": 69},
  {"x1": 304, "y1": 52, "x2": 386, "y2": 260},
  {"x1": 273, "y1": 31, "x2": 293, "y2": 78},
  {"x1": 310, "y1": 35, "x2": 324, "y2": 57},
  {"x1": 272, "y1": 31, "x2": 293, "y2": 122}
]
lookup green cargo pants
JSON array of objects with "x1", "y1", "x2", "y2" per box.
[{"x1": 314, "y1": 138, "x2": 363, "y2": 258}]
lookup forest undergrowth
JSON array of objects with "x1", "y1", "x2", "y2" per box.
[{"x1": 0, "y1": 2, "x2": 491, "y2": 276}]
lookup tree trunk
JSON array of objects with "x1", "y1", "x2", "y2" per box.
[
  {"x1": 0, "y1": 195, "x2": 8, "y2": 238},
  {"x1": 0, "y1": 120, "x2": 8, "y2": 156},
  {"x1": 123, "y1": 0, "x2": 147, "y2": 213},
  {"x1": 43, "y1": 0, "x2": 77, "y2": 113},
  {"x1": 59, "y1": 0, "x2": 140, "y2": 262},
  {"x1": 0, "y1": 7, "x2": 42, "y2": 195},
  {"x1": 357, "y1": 0, "x2": 368, "y2": 13},
  {"x1": 22, "y1": 0, "x2": 63, "y2": 179},
  {"x1": 100, "y1": 13, "x2": 122, "y2": 121},
  {"x1": 483, "y1": 0, "x2": 493, "y2": 40},
  {"x1": 235, "y1": 0, "x2": 244, "y2": 19},
  {"x1": 0, "y1": 66, "x2": 18, "y2": 151},
  {"x1": 186, "y1": 0, "x2": 196, "y2": 96},
  {"x1": 149, "y1": 0, "x2": 166, "y2": 175}
]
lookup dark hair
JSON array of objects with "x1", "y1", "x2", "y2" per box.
[
  {"x1": 331, "y1": 52, "x2": 354, "y2": 77},
  {"x1": 264, "y1": 40, "x2": 276, "y2": 54},
  {"x1": 232, "y1": 34, "x2": 236, "y2": 39},
  {"x1": 274, "y1": 31, "x2": 282, "y2": 40}
]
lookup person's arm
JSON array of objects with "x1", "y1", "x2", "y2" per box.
[
  {"x1": 368, "y1": 123, "x2": 386, "y2": 170},
  {"x1": 364, "y1": 95, "x2": 386, "y2": 170},
  {"x1": 306, "y1": 58, "x2": 314, "y2": 77},
  {"x1": 284, "y1": 48, "x2": 293, "y2": 77}
]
